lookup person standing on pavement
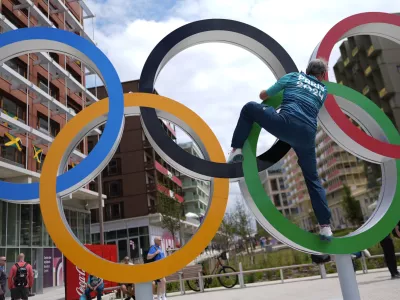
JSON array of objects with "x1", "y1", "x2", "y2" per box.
[
  {"x1": 380, "y1": 220, "x2": 400, "y2": 279},
  {"x1": 8, "y1": 253, "x2": 33, "y2": 300},
  {"x1": 147, "y1": 237, "x2": 167, "y2": 300},
  {"x1": 0, "y1": 256, "x2": 7, "y2": 300}
]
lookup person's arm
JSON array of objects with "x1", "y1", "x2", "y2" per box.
[
  {"x1": 8, "y1": 265, "x2": 16, "y2": 290},
  {"x1": 260, "y1": 73, "x2": 294, "y2": 101},
  {"x1": 27, "y1": 264, "x2": 34, "y2": 288},
  {"x1": 147, "y1": 246, "x2": 160, "y2": 260},
  {"x1": 94, "y1": 278, "x2": 103, "y2": 290}
]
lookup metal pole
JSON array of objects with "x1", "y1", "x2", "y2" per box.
[
  {"x1": 238, "y1": 262, "x2": 245, "y2": 288},
  {"x1": 336, "y1": 255, "x2": 361, "y2": 300},
  {"x1": 280, "y1": 268, "x2": 284, "y2": 283},
  {"x1": 135, "y1": 282, "x2": 153, "y2": 300},
  {"x1": 97, "y1": 134, "x2": 104, "y2": 245},
  {"x1": 319, "y1": 264, "x2": 327, "y2": 279}
]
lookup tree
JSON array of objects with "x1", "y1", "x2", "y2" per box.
[
  {"x1": 214, "y1": 212, "x2": 236, "y2": 251},
  {"x1": 157, "y1": 193, "x2": 186, "y2": 247},
  {"x1": 341, "y1": 184, "x2": 363, "y2": 226},
  {"x1": 231, "y1": 199, "x2": 254, "y2": 254}
]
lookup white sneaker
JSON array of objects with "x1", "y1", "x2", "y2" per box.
[
  {"x1": 362, "y1": 249, "x2": 371, "y2": 258},
  {"x1": 319, "y1": 225, "x2": 333, "y2": 241},
  {"x1": 227, "y1": 148, "x2": 244, "y2": 163}
]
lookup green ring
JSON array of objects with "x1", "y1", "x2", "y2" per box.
[{"x1": 242, "y1": 81, "x2": 400, "y2": 254}]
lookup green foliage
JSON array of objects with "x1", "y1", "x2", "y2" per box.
[
  {"x1": 341, "y1": 184, "x2": 364, "y2": 226},
  {"x1": 157, "y1": 193, "x2": 185, "y2": 246}
]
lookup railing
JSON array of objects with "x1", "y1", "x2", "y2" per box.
[{"x1": 164, "y1": 252, "x2": 400, "y2": 295}]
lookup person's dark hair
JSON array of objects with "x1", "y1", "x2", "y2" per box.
[{"x1": 306, "y1": 59, "x2": 328, "y2": 77}]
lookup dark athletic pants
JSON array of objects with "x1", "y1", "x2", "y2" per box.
[
  {"x1": 380, "y1": 235, "x2": 399, "y2": 277},
  {"x1": 231, "y1": 101, "x2": 331, "y2": 225}
]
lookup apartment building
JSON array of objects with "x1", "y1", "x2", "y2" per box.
[
  {"x1": 88, "y1": 80, "x2": 200, "y2": 262},
  {"x1": 179, "y1": 141, "x2": 210, "y2": 217},
  {"x1": 333, "y1": 31, "x2": 400, "y2": 130},
  {"x1": 0, "y1": 0, "x2": 98, "y2": 294},
  {"x1": 263, "y1": 160, "x2": 298, "y2": 219}
]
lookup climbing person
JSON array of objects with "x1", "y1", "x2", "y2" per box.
[{"x1": 227, "y1": 59, "x2": 332, "y2": 240}]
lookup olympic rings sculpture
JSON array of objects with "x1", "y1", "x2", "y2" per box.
[{"x1": 0, "y1": 12, "x2": 397, "y2": 282}]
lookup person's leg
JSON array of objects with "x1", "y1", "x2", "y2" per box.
[
  {"x1": 96, "y1": 285, "x2": 103, "y2": 300},
  {"x1": 229, "y1": 102, "x2": 289, "y2": 162},
  {"x1": 85, "y1": 287, "x2": 92, "y2": 299},
  {"x1": 161, "y1": 278, "x2": 167, "y2": 299},
  {"x1": 21, "y1": 287, "x2": 29, "y2": 300},
  {"x1": 294, "y1": 146, "x2": 332, "y2": 239},
  {"x1": 380, "y1": 235, "x2": 400, "y2": 278}
]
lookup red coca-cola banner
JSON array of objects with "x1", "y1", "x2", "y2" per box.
[{"x1": 65, "y1": 244, "x2": 118, "y2": 300}]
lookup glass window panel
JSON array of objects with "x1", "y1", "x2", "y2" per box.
[
  {"x1": 0, "y1": 201, "x2": 6, "y2": 246},
  {"x1": 42, "y1": 220, "x2": 52, "y2": 247},
  {"x1": 20, "y1": 205, "x2": 31, "y2": 246},
  {"x1": 105, "y1": 231, "x2": 116, "y2": 241},
  {"x1": 139, "y1": 235, "x2": 150, "y2": 254},
  {"x1": 69, "y1": 211, "x2": 78, "y2": 237},
  {"x1": 84, "y1": 213, "x2": 91, "y2": 244},
  {"x1": 6, "y1": 248, "x2": 18, "y2": 264},
  {"x1": 128, "y1": 228, "x2": 138, "y2": 237},
  {"x1": 92, "y1": 233, "x2": 99, "y2": 244},
  {"x1": 0, "y1": 248, "x2": 5, "y2": 256},
  {"x1": 20, "y1": 248, "x2": 31, "y2": 264},
  {"x1": 118, "y1": 239, "x2": 128, "y2": 262},
  {"x1": 7, "y1": 203, "x2": 19, "y2": 246},
  {"x1": 117, "y1": 229, "x2": 127, "y2": 239},
  {"x1": 129, "y1": 237, "x2": 139, "y2": 260},
  {"x1": 139, "y1": 226, "x2": 149, "y2": 236},
  {"x1": 77, "y1": 212, "x2": 85, "y2": 243},
  {"x1": 32, "y1": 205, "x2": 42, "y2": 246}
]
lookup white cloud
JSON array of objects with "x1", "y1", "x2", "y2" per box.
[{"x1": 83, "y1": 0, "x2": 399, "y2": 208}]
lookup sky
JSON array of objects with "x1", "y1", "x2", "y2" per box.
[{"x1": 83, "y1": 0, "x2": 399, "y2": 209}]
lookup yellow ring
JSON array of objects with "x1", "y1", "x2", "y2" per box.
[{"x1": 39, "y1": 93, "x2": 229, "y2": 283}]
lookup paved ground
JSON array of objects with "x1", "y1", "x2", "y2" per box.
[
  {"x1": 168, "y1": 268, "x2": 400, "y2": 300},
  {"x1": 18, "y1": 268, "x2": 400, "y2": 299}
]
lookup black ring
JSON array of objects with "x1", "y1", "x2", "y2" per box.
[{"x1": 139, "y1": 19, "x2": 298, "y2": 179}]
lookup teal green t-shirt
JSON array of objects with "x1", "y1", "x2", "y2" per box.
[{"x1": 266, "y1": 72, "x2": 328, "y2": 129}]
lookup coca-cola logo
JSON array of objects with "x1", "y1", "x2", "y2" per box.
[{"x1": 75, "y1": 266, "x2": 86, "y2": 296}]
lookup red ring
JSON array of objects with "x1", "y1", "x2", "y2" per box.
[{"x1": 316, "y1": 12, "x2": 400, "y2": 158}]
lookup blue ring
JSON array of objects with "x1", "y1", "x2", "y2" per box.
[{"x1": 0, "y1": 28, "x2": 124, "y2": 201}]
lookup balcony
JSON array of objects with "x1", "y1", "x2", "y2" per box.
[
  {"x1": 144, "y1": 161, "x2": 155, "y2": 170},
  {"x1": 0, "y1": 111, "x2": 85, "y2": 161},
  {"x1": 351, "y1": 47, "x2": 359, "y2": 57},
  {"x1": 0, "y1": 13, "x2": 100, "y2": 105},
  {"x1": 157, "y1": 183, "x2": 184, "y2": 203},
  {"x1": 366, "y1": 44, "x2": 381, "y2": 57},
  {"x1": 155, "y1": 160, "x2": 182, "y2": 187},
  {"x1": 362, "y1": 85, "x2": 370, "y2": 96},
  {"x1": 143, "y1": 139, "x2": 152, "y2": 149},
  {"x1": 146, "y1": 183, "x2": 156, "y2": 193}
]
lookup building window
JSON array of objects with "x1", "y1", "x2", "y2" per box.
[
  {"x1": 5, "y1": 58, "x2": 27, "y2": 78},
  {"x1": 105, "y1": 202, "x2": 123, "y2": 220},
  {"x1": 10, "y1": 0, "x2": 29, "y2": 17},
  {"x1": 66, "y1": 64, "x2": 82, "y2": 84},
  {"x1": 0, "y1": 94, "x2": 26, "y2": 120},
  {"x1": 37, "y1": 113, "x2": 60, "y2": 137},
  {"x1": 1, "y1": 5, "x2": 26, "y2": 28},
  {"x1": 0, "y1": 136, "x2": 26, "y2": 165},
  {"x1": 49, "y1": 52, "x2": 59, "y2": 63},
  {"x1": 270, "y1": 179, "x2": 278, "y2": 191},
  {"x1": 67, "y1": 96, "x2": 82, "y2": 114},
  {"x1": 273, "y1": 194, "x2": 281, "y2": 207},
  {"x1": 88, "y1": 140, "x2": 95, "y2": 153},
  {"x1": 104, "y1": 158, "x2": 121, "y2": 176},
  {"x1": 36, "y1": 153, "x2": 46, "y2": 172},
  {"x1": 104, "y1": 180, "x2": 123, "y2": 198},
  {"x1": 37, "y1": 74, "x2": 60, "y2": 100}
]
